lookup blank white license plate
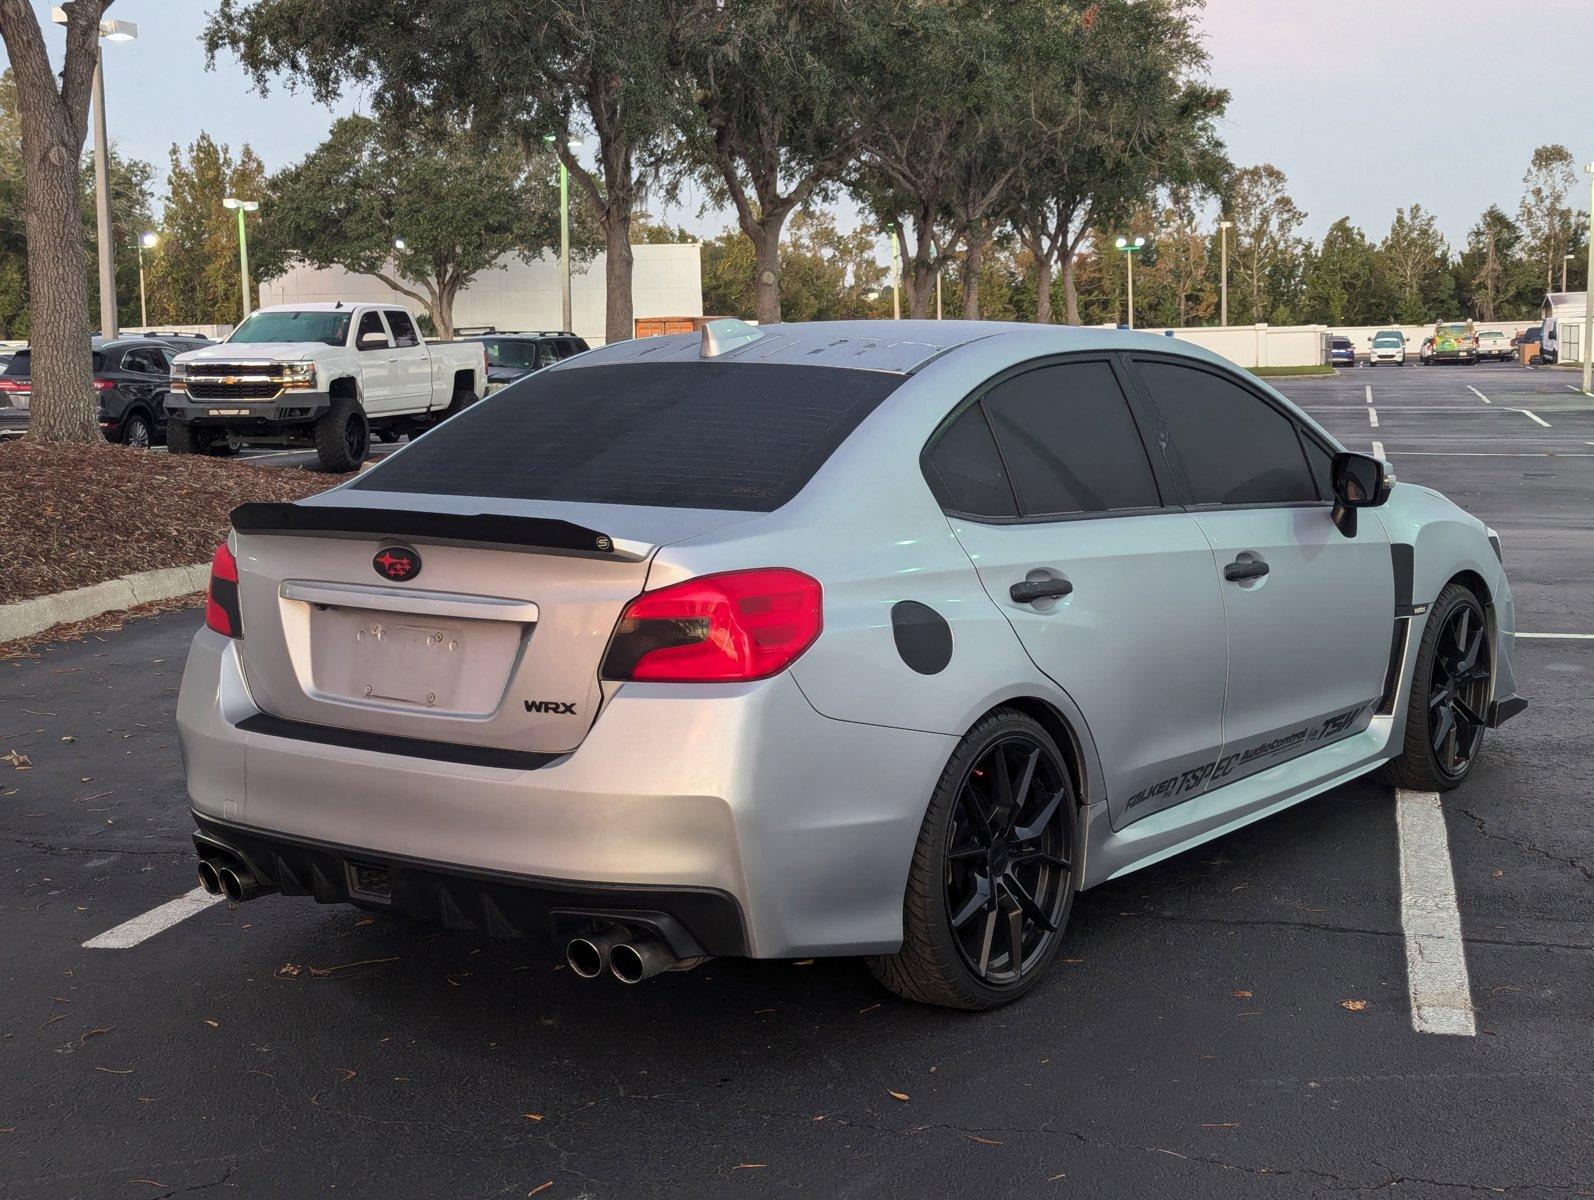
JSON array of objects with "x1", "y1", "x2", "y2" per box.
[
  {"x1": 347, "y1": 619, "x2": 468, "y2": 707},
  {"x1": 11, "y1": 395, "x2": 28, "y2": 410}
]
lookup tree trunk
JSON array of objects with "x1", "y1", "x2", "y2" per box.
[
  {"x1": 1061, "y1": 252, "x2": 1081, "y2": 326},
  {"x1": 1034, "y1": 256, "x2": 1053, "y2": 324},
  {"x1": 908, "y1": 261, "x2": 936, "y2": 319},
  {"x1": 1, "y1": 0, "x2": 103, "y2": 444},
  {"x1": 961, "y1": 238, "x2": 982, "y2": 321},
  {"x1": 749, "y1": 223, "x2": 782, "y2": 325},
  {"x1": 604, "y1": 215, "x2": 634, "y2": 345}
]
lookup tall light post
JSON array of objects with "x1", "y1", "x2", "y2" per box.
[
  {"x1": 890, "y1": 232, "x2": 902, "y2": 320},
  {"x1": 543, "y1": 135, "x2": 583, "y2": 332},
  {"x1": 1114, "y1": 235, "x2": 1146, "y2": 329},
  {"x1": 1582, "y1": 163, "x2": 1593, "y2": 396},
  {"x1": 1218, "y1": 219, "x2": 1234, "y2": 326},
  {"x1": 52, "y1": 9, "x2": 138, "y2": 339},
  {"x1": 136, "y1": 232, "x2": 157, "y2": 329},
  {"x1": 222, "y1": 198, "x2": 259, "y2": 323},
  {"x1": 1563, "y1": 253, "x2": 1574, "y2": 293}
]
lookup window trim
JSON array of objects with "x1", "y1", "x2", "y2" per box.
[
  {"x1": 355, "y1": 309, "x2": 394, "y2": 351},
  {"x1": 919, "y1": 351, "x2": 1179, "y2": 526},
  {"x1": 1121, "y1": 351, "x2": 1341, "y2": 511}
]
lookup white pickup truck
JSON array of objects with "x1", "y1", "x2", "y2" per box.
[{"x1": 166, "y1": 302, "x2": 488, "y2": 471}]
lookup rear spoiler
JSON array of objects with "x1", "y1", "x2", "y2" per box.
[{"x1": 230, "y1": 503, "x2": 622, "y2": 558}]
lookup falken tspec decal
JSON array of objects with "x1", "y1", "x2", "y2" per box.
[{"x1": 1126, "y1": 702, "x2": 1369, "y2": 811}]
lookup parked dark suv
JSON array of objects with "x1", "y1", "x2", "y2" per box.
[
  {"x1": 461, "y1": 331, "x2": 590, "y2": 393},
  {"x1": 0, "y1": 337, "x2": 208, "y2": 446}
]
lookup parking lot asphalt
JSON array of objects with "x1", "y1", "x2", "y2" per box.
[{"x1": 1, "y1": 363, "x2": 1590, "y2": 1198}]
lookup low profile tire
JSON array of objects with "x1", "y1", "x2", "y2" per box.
[
  {"x1": 867, "y1": 709, "x2": 1078, "y2": 1010},
  {"x1": 119, "y1": 411, "x2": 152, "y2": 449},
  {"x1": 314, "y1": 395, "x2": 369, "y2": 472},
  {"x1": 1385, "y1": 583, "x2": 1492, "y2": 792},
  {"x1": 166, "y1": 421, "x2": 206, "y2": 455}
]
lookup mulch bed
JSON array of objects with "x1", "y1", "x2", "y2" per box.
[{"x1": 0, "y1": 441, "x2": 348, "y2": 605}]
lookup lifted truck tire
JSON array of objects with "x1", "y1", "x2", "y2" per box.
[
  {"x1": 166, "y1": 422, "x2": 208, "y2": 456},
  {"x1": 444, "y1": 387, "x2": 480, "y2": 421},
  {"x1": 314, "y1": 394, "x2": 370, "y2": 473}
]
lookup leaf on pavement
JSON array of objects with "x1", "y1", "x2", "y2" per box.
[
  {"x1": 1231, "y1": 990, "x2": 1253, "y2": 998},
  {"x1": 527, "y1": 1184, "x2": 553, "y2": 1197},
  {"x1": 1339, "y1": 999, "x2": 1369, "y2": 1011},
  {"x1": 887, "y1": 1090, "x2": 910, "y2": 1102},
  {"x1": 204, "y1": 1019, "x2": 220, "y2": 1029},
  {"x1": 80, "y1": 1026, "x2": 112, "y2": 1043},
  {"x1": 3, "y1": 750, "x2": 31, "y2": 769},
  {"x1": 274, "y1": 963, "x2": 303, "y2": 979},
  {"x1": 523, "y1": 1113, "x2": 544, "y2": 1122},
  {"x1": 964, "y1": 1135, "x2": 1003, "y2": 1146}
]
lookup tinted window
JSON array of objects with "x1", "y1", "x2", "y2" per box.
[
  {"x1": 354, "y1": 362, "x2": 904, "y2": 512},
  {"x1": 3, "y1": 351, "x2": 28, "y2": 377},
  {"x1": 386, "y1": 310, "x2": 420, "y2": 347},
  {"x1": 356, "y1": 311, "x2": 390, "y2": 349},
  {"x1": 982, "y1": 361, "x2": 1160, "y2": 515},
  {"x1": 925, "y1": 405, "x2": 1018, "y2": 517},
  {"x1": 121, "y1": 348, "x2": 165, "y2": 374},
  {"x1": 1135, "y1": 360, "x2": 1317, "y2": 506},
  {"x1": 535, "y1": 342, "x2": 558, "y2": 369},
  {"x1": 480, "y1": 339, "x2": 539, "y2": 369}
]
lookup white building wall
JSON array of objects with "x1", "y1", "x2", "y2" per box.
[{"x1": 258, "y1": 243, "x2": 703, "y2": 346}]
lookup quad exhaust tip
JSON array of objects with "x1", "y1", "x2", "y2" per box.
[
  {"x1": 217, "y1": 863, "x2": 260, "y2": 903},
  {"x1": 565, "y1": 928, "x2": 707, "y2": 984},
  {"x1": 565, "y1": 929, "x2": 629, "y2": 979},
  {"x1": 196, "y1": 859, "x2": 222, "y2": 896}
]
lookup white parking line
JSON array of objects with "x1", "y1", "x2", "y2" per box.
[
  {"x1": 1396, "y1": 789, "x2": 1475, "y2": 1037},
  {"x1": 1386, "y1": 452, "x2": 1594, "y2": 457},
  {"x1": 1467, "y1": 386, "x2": 1490, "y2": 404},
  {"x1": 1372, "y1": 440, "x2": 1385, "y2": 460},
  {"x1": 1365, "y1": 384, "x2": 1373, "y2": 404},
  {"x1": 1518, "y1": 409, "x2": 1550, "y2": 427},
  {"x1": 1367, "y1": 407, "x2": 1379, "y2": 428},
  {"x1": 83, "y1": 887, "x2": 222, "y2": 949},
  {"x1": 1516, "y1": 632, "x2": 1594, "y2": 640}
]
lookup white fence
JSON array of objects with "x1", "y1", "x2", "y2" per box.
[{"x1": 1138, "y1": 323, "x2": 1330, "y2": 369}]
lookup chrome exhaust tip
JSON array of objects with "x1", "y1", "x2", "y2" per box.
[
  {"x1": 565, "y1": 929, "x2": 628, "y2": 979},
  {"x1": 217, "y1": 864, "x2": 259, "y2": 903},
  {"x1": 610, "y1": 939, "x2": 679, "y2": 985},
  {"x1": 196, "y1": 859, "x2": 223, "y2": 896}
]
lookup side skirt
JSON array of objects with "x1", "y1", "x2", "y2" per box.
[{"x1": 1079, "y1": 717, "x2": 1400, "y2": 888}]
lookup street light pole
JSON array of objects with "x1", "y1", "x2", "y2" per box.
[
  {"x1": 1218, "y1": 219, "x2": 1233, "y2": 326},
  {"x1": 543, "y1": 135, "x2": 582, "y2": 333},
  {"x1": 54, "y1": 11, "x2": 139, "y2": 337},
  {"x1": 222, "y1": 198, "x2": 259, "y2": 323},
  {"x1": 136, "y1": 232, "x2": 157, "y2": 329},
  {"x1": 1563, "y1": 253, "x2": 1573, "y2": 293},
  {"x1": 1115, "y1": 235, "x2": 1146, "y2": 329},
  {"x1": 1582, "y1": 163, "x2": 1593, "y2": 396},
  {"x1": 890, "y1": 231, "x2": 901, "y2": 320}
]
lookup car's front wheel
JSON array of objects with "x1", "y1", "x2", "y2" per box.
[
  {"x1": 867, "y1": 709, "x2": 1077, "y2": 1010},
  {"x1": 1386, "y1": 582, "x2": 1492, "y2": 791},
  {"x1": 314, "y1": 395, "x2": 369, "y2": 472}
]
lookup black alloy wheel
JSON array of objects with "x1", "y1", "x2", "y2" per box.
[
  {"x1": 944, "y1": 734, "x2": 1073, "y2": 986},
  {"x1": 1427, "y1": 599, "x2": 1491, "y2": 780},
  {"x1": 121, "y1": 412, "x2": 151, "y2": 448},
  {"x1": 345, "y1": 410, "x2": 370, "y2": 463}
]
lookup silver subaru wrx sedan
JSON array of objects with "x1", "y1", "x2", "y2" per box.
[{"x1": 177, "y1": 320, "x2": 1524, "y2": 1009}]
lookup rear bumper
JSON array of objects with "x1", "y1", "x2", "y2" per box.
[
  {"x1": 0, "y1": 410, "x2": 27, "y2": 436},
  {"x1": 166, "y1": 389, "x2": 332, "y2": 431},
  {"x1": 192, "y1": 811, "x2": 748, "y2": 957},
  {"x1": 176, "y1": 628, "x2": 956, "y2": 959}
]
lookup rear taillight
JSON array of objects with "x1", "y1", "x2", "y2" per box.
[
  {"x1": 205, "y1": 543, "x2": 243, "y2": 639},
  {"x1": 0, "y1": 378, "x2": 25, "y2": 392},
  {"x1": 92, "y1": 378, "x2": 115, "y2": 391},
  {"x1": 600, "y1": 568, "x2": 822, "y2": 683}
]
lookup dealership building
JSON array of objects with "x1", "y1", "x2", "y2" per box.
[{"x1": 258, "y1": 242, "x2": 705, "y2": 345}]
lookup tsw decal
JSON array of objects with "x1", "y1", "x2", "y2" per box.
[
  {"x1": 524, "y1": 700, "x2": 577, "y2": 715},
  {"x1": 1125, "y1": 703, "x2": 1369, "y2": 811}
]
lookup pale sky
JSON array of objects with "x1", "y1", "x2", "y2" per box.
[{"x1": 6, "y1": 0, "x2": 1593, "y2": 248}]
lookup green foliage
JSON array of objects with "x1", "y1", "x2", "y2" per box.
[
  {"x1": 252, "y1": 115, "x2": 588, "y2": 337},
  {"x1": 1302, "y1": 218, "x2": 1383, "y2": 325},
  {"x1": 698, "y1": 210, "x2": 889, "y2": 321},
  {"x1": 1377, "y1": 204, "x2": 1453, "y2": 323},
  {"x1": 0, "y1": 68, "x2": 24, "y2": 338},
  {"x1": 143, "y1": 133, "x2": 268, "y2": 325}
]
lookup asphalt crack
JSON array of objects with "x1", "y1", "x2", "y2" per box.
[{"x1": 1459, "y1": 808, "x2": 1592, "y2": 883}]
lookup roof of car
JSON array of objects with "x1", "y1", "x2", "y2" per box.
[
  {"x1": 463, "y1": 331, "x2": 579, "y2": 340},
  {"x1": 577, "y1": 320, "x2": 1210, "y2": 375},
  {"x1": 253, "y1": 302, "x2": 391, "y2": 314}
]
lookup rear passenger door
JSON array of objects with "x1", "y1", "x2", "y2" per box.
[
  {"x1": 1127, "y1": 356, "x2": 1392, "y2": 785},
  {"x1": 383, "y1": 309, "x2": 432, "y2": 408},
  {"x1": 930, "y1": 356, "x2": 1230, "y2": 826}
]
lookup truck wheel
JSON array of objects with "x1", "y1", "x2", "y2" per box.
[
  {"x1": 314, "y1": 395, "x2": 369, "y2": 472},
  {"x1": 166, "y1": 422, "x2": 207, "y2": 456},
  {"x1": 443, "y1": 388, "x2": 480, "y2": 421}
]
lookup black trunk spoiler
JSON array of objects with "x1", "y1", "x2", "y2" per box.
[{"x1": 230, "y1": 503, "x2": 618, "y2": 557}]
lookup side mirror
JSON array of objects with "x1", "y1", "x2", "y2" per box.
[
  {"x1": 1330, "y1": 451, "x2": 1393, "y2": 537},
  {"x1": 357, "y1": 330, "x2": 391, "y2": 351}
]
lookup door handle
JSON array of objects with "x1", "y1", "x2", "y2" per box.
[
  {"x1": 1223, "y1": 558, "x2": 1270, "y2": 582},
  {"x1": 1010, "y1": 578, "x2": 1074, "y2": 604}
]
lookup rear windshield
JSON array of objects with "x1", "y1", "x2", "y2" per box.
[
  {"x1": 2, "y1": 351, "x2": 26, "y2": 376},
  {"x1": 1332, "y1": 337, "x2": 1352, "y2": 348},
  {"x1": 477, "y1": 339, "x2": 541, "y2": 369},
  {"x1": 353, "y1": 362, "x2": 904, "y2": 512},
  {"x1": 1439, "y1": 323, "x2": 1469, "y2": 334}
]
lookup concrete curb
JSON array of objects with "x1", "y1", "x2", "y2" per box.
[{"x1": 0, "y1": 561, "x2": 210, "y2": 645}]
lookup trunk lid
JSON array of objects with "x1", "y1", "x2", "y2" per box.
[{"x1": 231, "y1": 494, "x2": 753, "y2": 757}]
